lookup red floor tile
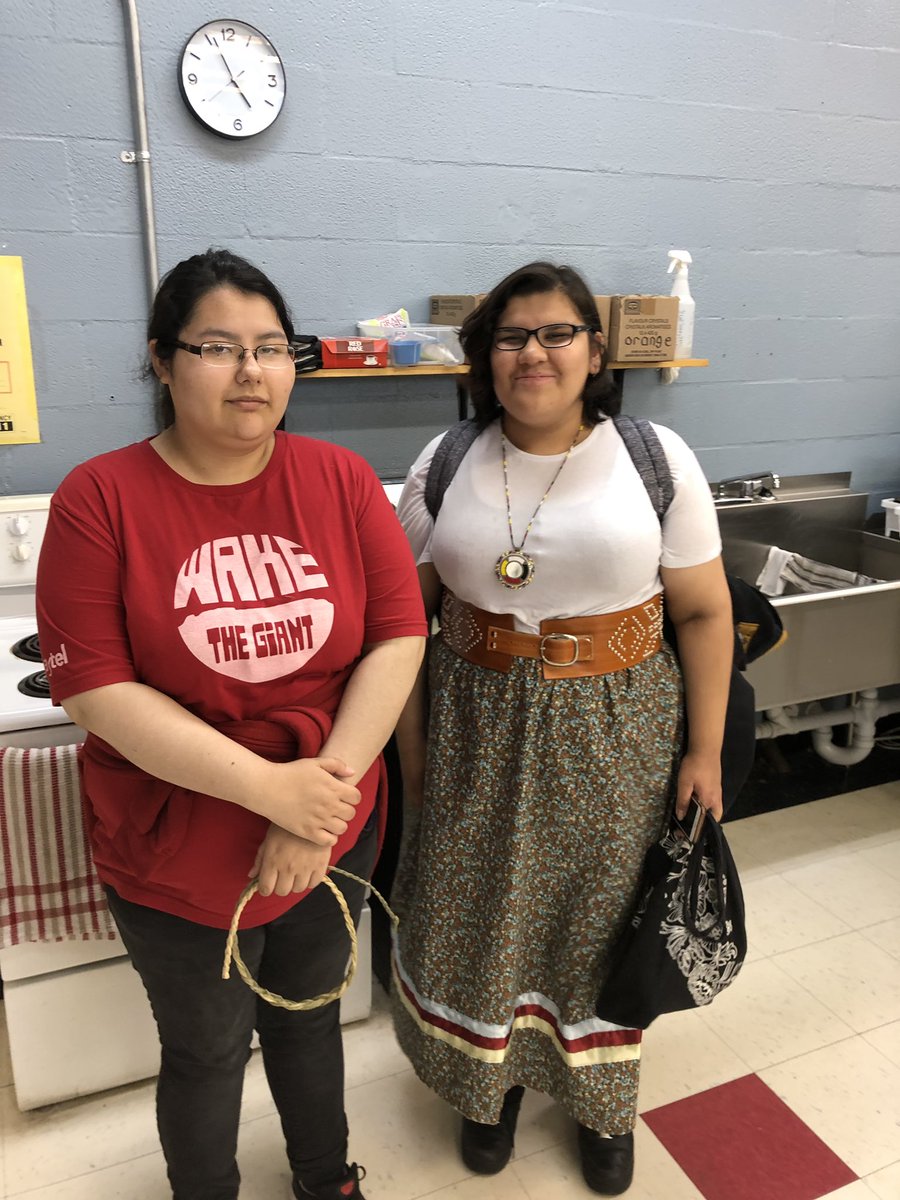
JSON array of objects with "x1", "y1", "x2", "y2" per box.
[{"x1": 642, "y1": 1073, "x2": 857, "y2": 1200}]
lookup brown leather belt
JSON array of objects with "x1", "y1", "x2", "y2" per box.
[{"x1": 440, "y1": 592, "x2": 664, "y2": 680}]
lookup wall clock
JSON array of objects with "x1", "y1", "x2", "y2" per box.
[{"x1": 178, "y1": 20, "x2": 286, "y2": 139}]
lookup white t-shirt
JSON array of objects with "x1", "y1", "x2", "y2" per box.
[{"x1": 397, "y1": 419, "x2": 721, "y2": 634}]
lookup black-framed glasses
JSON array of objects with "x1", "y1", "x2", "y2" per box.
[
  {"x1": 169, "y1": 339, "x2": 296, "y2": 369},
  {"x1": 493, "y1": 323, "x2": 595, "y2": 351}
]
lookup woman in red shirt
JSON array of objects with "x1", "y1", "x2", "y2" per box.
[{"x1": 37, "y1": 249, "x2": 427, "y2": 1200}]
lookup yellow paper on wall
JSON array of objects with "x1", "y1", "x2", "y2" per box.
[{"x1": 0, "y1": 257, "x2": 41, "y2": 445}]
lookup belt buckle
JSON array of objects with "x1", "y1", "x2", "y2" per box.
[{"x1": 539, "y1": 632, "x2": 581, "y2": 666}]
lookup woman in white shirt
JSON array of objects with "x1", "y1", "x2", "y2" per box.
[{"x1": 391, "y1": 262, "x2": 732, "y2": 1196}]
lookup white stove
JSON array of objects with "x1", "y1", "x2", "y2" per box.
[
  {"x1": 0, "y1": 615, "x2": 78, "y2": 744},
  {"x1": 0, "y1": 496, "x2": 68, "y2": 744},
  {"x1": 0, "y1": 494, "x2": 161, "y2": 1110}
]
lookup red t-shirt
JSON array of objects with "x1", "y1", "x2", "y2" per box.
[{"x1": 36, "y1": 433, "x2": 427, "y2": 927}]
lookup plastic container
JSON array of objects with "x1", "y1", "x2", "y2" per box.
[
  {"x1": 388, "y1": 339, "x2": 422, "y2": 366},
  {"x1": 357, "y1": 320, "x2": 386, "y2": 338},
  {"x1": 406, "y1": 324, "x2": 464, "y2": 365},
  {"x1": 357, "y1": 308, "x2": 410, "y2": 339},
  {"x1": 354, "y1": 322, "x2": 464, "y2": 365},
  {"x1": 358, "y1": 319, "x2": 410, "y2": 339}
]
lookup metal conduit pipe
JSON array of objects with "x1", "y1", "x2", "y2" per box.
[
  {"x1": 120, "y1": 0, "x2": 159, "y2": 308},
  {"x1": 756, "y1": 691, "x2": 900, "y2": 766}
]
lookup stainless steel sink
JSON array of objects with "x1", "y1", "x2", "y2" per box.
[{"x1": 714, "y1": 473, "x2": 900, "y2": 710}]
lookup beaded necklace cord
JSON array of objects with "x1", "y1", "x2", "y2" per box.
[{"x1": 495, "y1": 422, "x2": 584, "y2": 589}]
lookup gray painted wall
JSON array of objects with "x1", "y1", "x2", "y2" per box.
[{"x1": 2, "y1": 0, "x2": 899, "y2": 504}]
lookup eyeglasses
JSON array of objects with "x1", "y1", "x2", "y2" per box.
[
  {"x1": 170, "y1": 340, "x2": 296, "y2": 369},
  {"x1": 493, "y1": 323, "x2": 595, "y2": 351}
]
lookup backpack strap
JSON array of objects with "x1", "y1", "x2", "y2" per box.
[
  {"x1": 612, "y1": 416, "x2": 784, "y2": 667},
  {"x1": 612, "y1": 414, "x2": 674, "y2": 521},
  {"x1": 423, "y1": 418, "x2": 481, "y2": 520}
]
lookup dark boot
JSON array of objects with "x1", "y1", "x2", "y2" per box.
[
  {"x1": 460, "y1": 1086, "x2": 526, "y2": 1174},
  {"x1": 292, "y1": 1162, "x2": 367, "y2": 1199},
  {"x1": 577, "y1": 1126, "x2": 634, "y2": 1195}
]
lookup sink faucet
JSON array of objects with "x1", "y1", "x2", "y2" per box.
[{"x1": 714, "y1": 472, "x2": 781, "y2": 500}]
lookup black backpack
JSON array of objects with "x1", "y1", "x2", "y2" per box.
[{"x1": 423, "y1": 415, "x2": 785, "y2": 811}]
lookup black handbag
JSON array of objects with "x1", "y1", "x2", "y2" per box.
[{"x1": 595, "y1": 814, "x2": 747, "y2": 1029}]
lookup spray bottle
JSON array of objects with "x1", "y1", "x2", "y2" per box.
[{"x1": 660, "y1": 249, "x2": 694, "y2": 385}]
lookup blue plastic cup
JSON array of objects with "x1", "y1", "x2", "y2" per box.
[{"x1": 389, "y1": 340, "x2": 422, "y2": 366}]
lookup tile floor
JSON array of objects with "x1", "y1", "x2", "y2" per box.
[{"x1": 0, "y1": 781, "x2": 898, "y2": 1199}]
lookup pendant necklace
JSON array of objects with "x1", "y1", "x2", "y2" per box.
[{"x1": 495, "y1": 423, "x2": 583, "y2": 589}]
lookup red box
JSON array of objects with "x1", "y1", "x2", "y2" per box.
[{"x1": 320, "y1": 337, "x2": 388, "y2": 369}]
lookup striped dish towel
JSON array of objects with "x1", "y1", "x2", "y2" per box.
[
  {"x1": 756, "y1": 545, "x2": 884, "y2": 596},
  {"x1": 0, "y1": 744, "x2": 116, "y2": 946}
]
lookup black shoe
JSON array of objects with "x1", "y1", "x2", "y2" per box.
[
  {"x1": 577, "y1": 1126, "x2": 634, "y2": 1195},
  {"x1": 292, "y1": 1162, "x2": 367, "y2": 1199},
  {"x1": 460, "y1": 1085, "x2": 525, "y2": 1175}
]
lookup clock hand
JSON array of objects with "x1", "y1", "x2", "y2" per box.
[
  {"x1": 206, "y1": 67, "x2": 250, "y2": 107},
  {"x1": 206, "y1": 78, "x2": 236, "y2": 104},
  {"x1": 220, "y1": 53, "x2": 253, "y2": 108},
  {"x1": 220, "y1": 51, "x2": 239, "y2": 82}
]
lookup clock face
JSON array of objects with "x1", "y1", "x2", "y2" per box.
[{"x1": 179, "y1": 20, "x2": 286, "y2": 139}]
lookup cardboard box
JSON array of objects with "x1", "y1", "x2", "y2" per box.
[
  {"x1": 593, "y1": 296, "x2": 612, "y2": 340},
  {"x1": 603, "y1": 295, "x2": 679, "y2": 362},
  {"x1": 429, "y1": 294, "x2": 487, "y2": 325},
  {"x1": 320, "y1": 337, "x2": 388, "y2": 369}
]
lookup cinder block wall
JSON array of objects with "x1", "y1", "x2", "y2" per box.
[{"x1": 2, "y1": 0, "x2": 898, "y2": 503}]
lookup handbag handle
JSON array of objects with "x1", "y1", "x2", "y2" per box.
[{"x1": 681, "y1": 817, "x2": 729, "y2": 940}]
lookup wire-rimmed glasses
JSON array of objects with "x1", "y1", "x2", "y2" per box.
[{"x1": 169, "y1": 339, "x2": 296, "y2": 369}]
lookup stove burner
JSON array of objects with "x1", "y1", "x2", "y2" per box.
[
  {"x1": 17, "y1": 671, "x2": 51, "y2": 700},
  {"x1": 11, "y1": 634, "x2": 42, "y2": 664}
]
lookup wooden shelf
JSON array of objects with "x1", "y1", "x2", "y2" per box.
[
  {"x1": 296, "y1": 359, "x2": 707, "y2": 380},
  {"x1": 296, "y1": 365, "x2": 469, "y2": 380},
  {"x1": 608, "y1": 358, "x2": 709, "y2": 370}
]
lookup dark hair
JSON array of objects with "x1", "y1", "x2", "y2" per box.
[
  {"x1": 458, "y1": 261, "x2": 619, "y2": 428},
  {"x1": 144, "y1": 248, "x2": 295, "y2": 429}
]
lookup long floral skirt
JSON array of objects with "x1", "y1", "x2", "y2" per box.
[{"x1": 390, "y1": 634, "x2": 684, "y2": 1134}]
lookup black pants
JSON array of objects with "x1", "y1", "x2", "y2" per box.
[{"x1": 106, "y1": 819, "x2": 377, "y2": 1200}]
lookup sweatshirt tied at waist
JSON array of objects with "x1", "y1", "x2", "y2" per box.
[{"x1": 78, "y1": 700, "x2": 384, "y2": 929}]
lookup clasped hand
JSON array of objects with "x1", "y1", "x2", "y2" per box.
[{"x1": 264, "y1": 755, "x2": 361, "y2": 846}]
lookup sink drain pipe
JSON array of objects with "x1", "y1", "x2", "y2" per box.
[{"x1": 757, "y1": 691, "x2": 900, "y2": 765}]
